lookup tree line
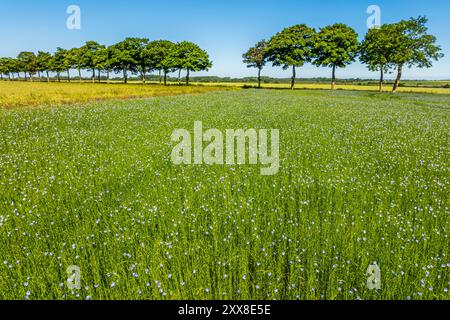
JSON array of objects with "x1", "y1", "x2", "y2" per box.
[
  {"x1": 243, "y1": 16, "x2": 443, "y2": 92},
  {"x1": 0, "y1": 38, "x2": 212, "y2": 86}
]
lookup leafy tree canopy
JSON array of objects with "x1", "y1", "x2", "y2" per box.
[
  {"x1": 143, "y1": 40, "x2": 176, "y2": 72},
  {"x1": 390, "y1": 16, "x2": 443, "y2": 68},
  {"x1": 35, "y1": 51, "x2": 52, "y2": 72},
  {"x1": 359, "y1": 25, "x2": 395, "y2": 72},
  {"x1": 17, "y1": 51, "x2": 37, "y2": 73},
  {"x1": 242, "y1": 40, "x2": 267, "y2": 70},
  {"x1": 266, "y1": 24, "x2": 316, "y2": 69},
  {"x1": 50, "y1": 48, "x2": 69, "y2": 73},
  {"x1": 79, "y1": 41, "x2": 102, "y2": 70},
  {"x1": 109, "y1": 38, "x2": 148, "y2": 73},
  {"x1": 168, "y1": 41, "x2": 212, "y2": 72},
  {"x1": 313, "y1": 23, "x2": 359, "y2": 68}
]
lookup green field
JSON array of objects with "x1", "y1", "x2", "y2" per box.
[{"x1": 0, "y1": 89, "x2": 449, "y2": 300}]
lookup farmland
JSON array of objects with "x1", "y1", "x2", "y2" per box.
[
  {"x1": 1, "y1": 80, "x2": 448, "y2": 110},
  {"x1": 0, "y1": 88, "x2": 449, "y2": 300},
  {"x1": 0, "y1": 81, "x2": 228, "y2": 109},
  {"x1": 193, "y1": 81, "x2": 450, "y2": 95}
]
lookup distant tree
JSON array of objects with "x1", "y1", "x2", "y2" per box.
[
  {"x1": 36, "y1": 51, "x2": 52, "y2": 82},
  {"x1": 144, "y1": 40, "x2": 176, "y2": 85},
  {"x1": 67, "y1": 47, "x2": 84, "y2": 82},
  {"x1": 242, "y1": 40, "x2": 268, "y2": 88},
  {"x1": 168, "y1": 41, "x2": 212, "y2": 86},
  {"x1": 0, "y1": 58, "x2": 10, "y2": 80},
  {"x1": 80, "y1": 41, "x2": 102, "y2": 82},
  {"x1": 8, "y1": 58, "x2": 21, "y2": 80},
  {"x1": 51, "y1": 48, "x2": 69, "y2": 82},
  {"x1": 389, "y1": 16, "x2": 443, "y2": 92},
  {"x1": 93, "y1": 46, "x2": 112, "y2": 82},
  {"x1": 313, "y1": 24, "x2": 359, "y2": 89},
  {"x1": 109, "y1": 38, "x2": 143, "y2": 84},
  {"x1": 127, "y1": 38, "x2": 150, "y2": 84},
  {"x1": 17, "y1": 51, "x2": 37, "y2": 81},
  {"x1": 64, "y1": 49, "x2": 78, "y2": 82},
  {"x1": 266, "y1": 24, "x2": 316, "y2": 89},
  {"x1": 359, "y1": 25, "x2": 395, "y2": 92}
]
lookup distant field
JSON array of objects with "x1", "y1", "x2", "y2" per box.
[
  {"x1": 0, "y1": 89, "x2": 449, "y2": 300},
  {"x1": 191, "y1": 81, "x2": 450, "y2": 94},
  {"x1": 1, "y1": 81, "x2": 449, "y2": 109},
  {"x1": 0, "y1": 81, "x2": 229, "y2": 109}
]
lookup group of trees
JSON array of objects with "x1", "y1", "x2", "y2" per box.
[
  {"x1": 243, "y1": 16, "x2": 443, "y2": 92},
  {"x1": 0, "y1": 16, "x2": 443, "y2": 92},
  {"x1": 0, "y1": 38, "x2": 212, "y2": 86}
]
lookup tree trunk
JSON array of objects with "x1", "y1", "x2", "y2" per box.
[
  {"x1": 24, "y1": 72, "x2": 28, "y2": 81},
  {"x1": 379, "y1": 67, "x2": 384, "y2": 92},
  {"x1": 78, "y1": 68, "x2": 82, "y2": 82},
  {"x1": 0, "y1": 74, "x2": 3, "y2": 80},
  {"x1": 392, "y1": 65, "x2": 403, "y2": 93},
  {"x1": 67, "y1": 70, "x2": 71, "y2": 82},
  {"x1": 159, "y1": 70, "x2": 162, "y2": 84},
  {"x1": 142, "y1": 71, "x2": 146, "y2": 84},
  {"x1": 98, "y1": 70, "x2": 101, "y2": 82},
  {"x1": 29, "y1": 73, "x2": 33, "y2": 82},
  {"x1": 17, "y1": 73, "x2": 20, "y2": 80},
  {"x1": 258, "y1": 68, "x2": 261, "y2": 88},
  {"x1": 186, "y1": 69, "x2": 190, "y2": 86},
  {"x1": 8, "y1": 73, "x2": 12, "y2": 81},
  {"x1": 331, "y1": 64, "x2": 336, "y2": 90},
  {"x1": 92, "y1": 69, "x2": 95, "y2": 83},
  {"x1": 290, "y1": 65, "x2": 296, "y2": 90},
  {"x1": 57, "y1": 72, "x2": 60, "y2": 82},
  {"x1": 178, "y1": 69, "x2": 181, "y2": 85},
  {"x1": 46, "y1": 71, "x2": 50, "y2": 82},
  {"x1": 123, "y1": 69, "x2": 127, "y2": 84},
  {"x1": 164, "y1": 70, "x2": 167, "y2": 86},
  {"x1": 106, "y1": 71, "x2": 110, "y2": 83},
  {"x1": 37, "y1": 71, "x2": 41, "y2": 81}
]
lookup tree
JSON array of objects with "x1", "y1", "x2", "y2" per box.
[
  {"x1": 144, "y1": 40, "x2": 176, "y2": 85},
  {"x1": 109, "y1": 38, "x2": 143, "y2": 84},
  {"x1": 8, "y1": 58, "x2": 21, "y2": 80},
  {"x1": 266, "y1": 24, "x2": 316, "y2": 89},
  {"x1": 67, "y1": 47, "x2": 85, "y2": 82},
  {"x1": 313, "y1": 24, "x2": 358, "y2": 89},
  {"x1": 36, "y1": 51, "x2": 52, "y2": 82},
  {"x1": 17, "y1": 51, "x2": 37, "y2": 81},
  {"x1": 51, "y1": 48, "x2": 69, "y2": 82},
  {"x1": 80, "y1": 41, "x2": 102, "y2": 82},
  {"x1": 93, "y1": 46, "x2": 112, "y2": 82},
  {"x1": 359, "y1": 25, "x2": 395, "y2": 92},
  {"x1": 168, "y1": 41, "x2": 212, "y2": 86},
  {"x1": 242, "y1": 40, "x2": 268, "y2": 88},
  {"x1": 64, "y1": 49, "x2": 78, "y2": 82},
  {"x1": 0, "y1": 58, "x2": 11, "y2": 80},
  {"x1": 389, "y1": 16, "x2": 443, "y2": 92},
  {"x1": 127, "y1": 38, "x2": 150, "y2": 84}
]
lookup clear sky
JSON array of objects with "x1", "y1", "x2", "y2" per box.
[{"x1": 1, "y1": 0, "x2": 449, "y2": 79}]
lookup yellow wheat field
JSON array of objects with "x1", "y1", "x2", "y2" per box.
[{"x1": 0, "y1": 81, "x2": 230, "y2": 109}]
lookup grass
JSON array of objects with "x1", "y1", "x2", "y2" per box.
[
  {"x1": 0, "y1": 81, "x2": 229, "y2": 109},
  {"x1": 0, "y1": 89, "x2": 449, "y2": 300}
]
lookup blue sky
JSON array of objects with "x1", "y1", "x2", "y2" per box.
[{"x1": 1, "y1": 0, "x2": 449, "y2": 79}]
